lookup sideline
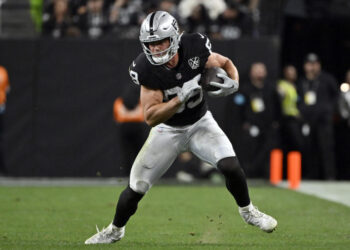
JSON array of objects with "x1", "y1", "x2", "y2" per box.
[
  {"x1": 0, "y1": 177, "x2": 267, "y2": 187},
  {"x1": 1, "y1": 177, "x2": 349, "y2": 207},
  {"x1": 0, "y1": 177, "x2": 128, "y2": 186},
  {"x1": 278, "y1": 180, "x2": 350, "y2": 207}
]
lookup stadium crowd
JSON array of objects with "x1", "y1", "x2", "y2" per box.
[
  {"x1": 41, "y1": 0, "x2": 260, "y2": 39},
  {"x1": 232, "y1": 55, "x2": 343, "y2": 180}
]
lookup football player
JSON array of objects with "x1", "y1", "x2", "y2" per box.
[{"x1": 85, "y1": 11, "x2": 277, "y2": 244}]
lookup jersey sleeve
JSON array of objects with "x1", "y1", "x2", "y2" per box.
[
  {"x1": 195, "y1": 33, "x2": 212, "y2": 58},
  {"x1": 128, "y1": 53, "x2": 159, "y2": 89},
  {"x1": 185, "y1": 33, "x2": 212, "y2": 69},
  {"x1": 128, "y1": 54, "x2": 143, "y2": 86}
]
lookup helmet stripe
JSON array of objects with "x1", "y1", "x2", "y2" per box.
[{"x1": 149, "y1": 12, "x2": 156, "y2": 35}]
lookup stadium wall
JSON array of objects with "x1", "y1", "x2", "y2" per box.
[{"x1": 0, "y1": 37, "x2": 279, "y2": 177}]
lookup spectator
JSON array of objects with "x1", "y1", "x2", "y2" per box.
[
  {"x1": 70, "y1": 0, "x2": 88, "y2": 17},
  {"x1": 238, "y1": 62, "x2": 280, "y2": 178},
  {"x1": 109, "y1": 0, "x2": 143, "y2": 25},
  {"x1": 338, "y1": 69, "x2": 350, "y2": 125},
  {"x1": 77, "y1": 0, "x2": 110, "y2": 39},
  {"x1": 172, "y1": 152, "x2": 220, "y2": 183},
  {"x1": 141, "y1": 1, "x2": 158, "y2": 16},
  {"x1": 30, "y1": 0, "x2": 44, "y2": 33},
  {"x1": 345, "y1": 69, "x2": 350, "y2": 83},
  {"x1": 108, "y1": 0, "x2": 144, "y2": 38},
  {"x1": 174, "y1": 152, "x2": 196, "y2": 183},
  {"x1": 42, "y1": 0, "x2": 79, "y2": 38},
  {"x1": 336, "y1": 69, "x2": 350, "y2": 179},
  {"x1": 237, "y1": 0, "x2": 260, "y2": 37},
  {"x1": 158, "y1": 0, "x2": 180, "y2": 22},
  {"x1": 178, "y1": 0, "x2": 227, "y2": 36},
  {"x1": 212, "y1": 1, "x2": 252, "y2": 40},
  {"x1": 298, "y1": 53, "x2": 339, "y2": 180},
  {"x1": 277, "y1": 65, "x2": 303, "y2": 152},
  {"x1": 181, "y1": 4, "x2": 213, "y2": 35},
  {"x1": 178, "y1": 0, "x2": 226, "y2": 21},
  {"x1": 0, "y1": 66, "x2": 10, "y2": 175}
]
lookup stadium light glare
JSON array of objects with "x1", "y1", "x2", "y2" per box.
[{"x1": 340, "y1": 83, "x2": 350, "y2": 93}]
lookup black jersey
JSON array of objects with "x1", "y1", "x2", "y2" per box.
[{"x1": 129, "y1": 33, "x2": 212, "y2": 126}]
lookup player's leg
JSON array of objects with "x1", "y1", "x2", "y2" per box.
[
  {"x1": 216, "y1": 157, "x2": 277, "y2": 232},
  {"x1": 217, "y1": 157, "x2": 250, "y2": 207},
  {"x1": 85, "y1": 126, "x2": 182, "y2": 244},
  {"x1": 112, "y1": 126, "x2": 181, "y2": 228},
  {"x1": 188, "y1": 112, "x2": 250, "y2": 206},
  {"x1": 188, "y1": 111, "x2": 277, "y2": 232}
]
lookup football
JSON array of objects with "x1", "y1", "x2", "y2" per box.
[{"x1": 199, "y1": 67, "x2": 228, "y2": 91}]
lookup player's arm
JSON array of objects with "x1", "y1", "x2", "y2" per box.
[
  {"x1": 140, "y1": 85, "x2": 182, "y2": 127},
  {"x1": 140, "y1": 73, "x2": 202, "y2": 127},
  {"x1": 205, "y1": 52, "x2": 239, "y2": 97},
  {"x1": 205, "y1": 52, "x2": 239, "y2": 82}
]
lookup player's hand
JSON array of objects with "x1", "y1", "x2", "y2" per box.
[
  {"x1": 178, "y1": 74, "x2": 202, "y2": 103},
  {"x1": 208, "y1": 73, "x2": 239, "y2": 97}
]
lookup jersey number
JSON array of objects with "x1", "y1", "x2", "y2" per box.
[
  {"x1": 164, "y1": 87, "x2": 203, "y2": 113},
  {"x1": 198, "y1": 33, "x2": 212, "y2": 53},
  {"x1": 129, "y1": 70, "x2": 140, "y2": 85}
]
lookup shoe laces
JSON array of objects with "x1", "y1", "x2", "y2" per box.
[
  {"x1": 248, "y1": 206, "x2": 264, "y2": 219},
  {"x1": 95, "y1": 225, "x2": 114, "y2": 239}
]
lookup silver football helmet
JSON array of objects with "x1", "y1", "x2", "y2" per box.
[{"x1": 139, "y1": 11, "x2": 180, "y2": 65}]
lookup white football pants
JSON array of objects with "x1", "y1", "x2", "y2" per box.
[{"x1": 129, "y1": 111, "x2": 235, "y2": 193}]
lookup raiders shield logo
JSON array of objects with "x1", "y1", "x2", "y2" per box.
[{"x1": 188, "y1": 57, "x2": 200, "y2": 69}]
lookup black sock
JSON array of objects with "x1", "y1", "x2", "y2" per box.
[
  {"x1": 217, "y1": 157, "x2": 251, "y2": 207},
  {"x1": 113, "y1": 185, "x2": 144, "y2": 227}
]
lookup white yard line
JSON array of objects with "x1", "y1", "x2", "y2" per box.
[{"x1": 279, "y1": 181, "x2": 350, "y2": 207}]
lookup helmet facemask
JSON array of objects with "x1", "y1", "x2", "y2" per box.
[{"x1": 141, "y1": 37, "x2": 178, "y2": 65}]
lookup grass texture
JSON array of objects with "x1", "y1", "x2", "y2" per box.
[{"x1": 0, "y1": 185, "x2": 349, "y2": 249}]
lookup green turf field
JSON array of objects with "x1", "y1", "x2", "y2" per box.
[{"x1": 0, "y1": 185, "x2": 349, "y2": 249}]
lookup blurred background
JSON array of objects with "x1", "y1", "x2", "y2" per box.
[{"x1": 0, "y1": 0, "x2": 349, "y2": 181}]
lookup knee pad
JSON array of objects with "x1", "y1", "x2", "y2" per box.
[
  {"x1": 130, "y1": 180, "x2": 150, "y2": 194},
  {"x1": 217, "y1": 157, "x2": 241, "y2": 177}
]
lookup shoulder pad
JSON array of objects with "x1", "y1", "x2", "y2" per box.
[
  {"x1": 193, "y1": 33, "x2": 212, "y2": 54},
  {"x1": 182, "y1": 33, "x2": 212, "y2": 55}
]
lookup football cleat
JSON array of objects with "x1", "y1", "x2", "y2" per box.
[
  {"x1": 84, "y1": 223, "x2": 125, "y2": 244},
  {"x1": 239, "y1": 203, "x2": 277, "y2": 233}
]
